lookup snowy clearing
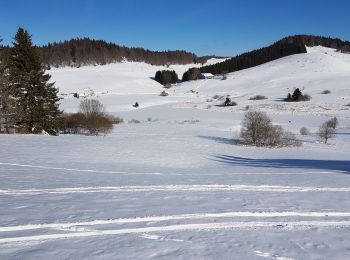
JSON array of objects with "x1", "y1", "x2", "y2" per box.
[{"x1": 1, "y1": 47, "x2": 350, "y2": 259}]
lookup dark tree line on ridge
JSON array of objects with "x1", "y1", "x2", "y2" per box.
[
  {"x1": 182, "y1": 35, "x2": 350, "y2": 81},
  {"x1": 36, "y1": 38, "x2": 212, "y2": 67}
]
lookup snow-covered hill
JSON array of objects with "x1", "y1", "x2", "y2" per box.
[
  {"x1": 52, "y1": 47, "x2": 350, "y2": 116},
  {"x1": 1, "y1": 47, "x2": 350, "y2": 259}
]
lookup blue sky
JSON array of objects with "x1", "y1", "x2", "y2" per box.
[{"x1": 1, "y1": 0, "x2": 350, "y2": 56}]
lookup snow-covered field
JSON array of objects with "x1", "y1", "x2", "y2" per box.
[{"x1": 1, "y1": 47, "x2": 350, "y2": 259}]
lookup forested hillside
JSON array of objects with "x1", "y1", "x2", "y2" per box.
[
  {"x1": 37, "y1": 38, "x2": 211, "y2": 67},
  {"x1": 184, "y1": 35, "x2": 350, "y2": 78}
]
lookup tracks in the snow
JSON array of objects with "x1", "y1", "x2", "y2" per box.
[
  {"x1": 1, "y1": 184, "x2": 350, "y2": 195},
  {"x1": 1, "y1": 211, "x2": 350, "y2": 244},
  {"x1": 1, "y1": 162, "x2": 349, "y2": 245}
]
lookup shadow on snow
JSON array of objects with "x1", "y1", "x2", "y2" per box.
[{"x1": 213, "y1": 154, "x2": 350, "y2": 173}]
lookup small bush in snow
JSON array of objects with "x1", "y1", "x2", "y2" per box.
[
  {"x1": 218, "y1": 97, "x2": 237, "y2": 107},
  {"x1": 240, "y1": 111, "x2": 300, "y2": 147},
  {"x1": 299, "y1": 127, "x2": 310, "y2": 136},
  {"x1": 249, "y1": 95, "x2": 268, "y2": 100},
  {"x1": 321, "y1": 90, "x2": 331, "y2": 94},
  {"x1": 212, "y1": 94, "x2": 222, "y2": 100},
  {"x1": 59, "y1": 112, "x2": 113, "y2": 136},
  {"x1": 160, "y1": 91, "x2": 169, "y2": 96},
  {"x1": 128, "y1": 119, "x2": 141, "y2": 124},
  {"x1": 110, "y1": 116, "x2": 124, "y2": 124}
]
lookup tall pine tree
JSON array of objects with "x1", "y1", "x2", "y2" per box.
[
  {"x1": 7, "y1": 28, "x2": 61, "y2": 133},
  {"x1": 0, "y1": 44, "x2": 13, "y2": 133}
]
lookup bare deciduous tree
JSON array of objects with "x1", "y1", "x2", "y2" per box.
[
  {"x1": 318, "y1": 122, "x2": 335, "y2": 144},
  {"x1": 240, "y1": 111, "x2": 300, "y2": 147},
  {"x1": 79, "y1": 99, "x2": 105, "y2": 118},
  {"x1": 240, "y1": 111, "x2": 272, "y2": 146},
  {"x1": 326, "y1": 117, "x2": 338, "y2": 129},
  {"x1": 77, "y1": 99, "x2": 113, "y2": 135}
]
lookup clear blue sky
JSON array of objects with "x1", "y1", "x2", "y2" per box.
[{"x1": 1, "y1": 0, "x2": 349, "y2": 56}]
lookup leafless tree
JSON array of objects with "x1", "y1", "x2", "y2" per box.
[
  {"x1": 240, "y1": 111, "x2": 272, "y2": 146},
  {"x1": 78, "y1": 99, "x2": 113, "y2": 135},
  {"x1": 318, "y1": 122, "x2": 335, "y2": 144},
  {"x1": 240, "y1": 111, "x2": 300, "y2": 147},
  {"x1": 326, "y1": 117, "x2": 338, "y2": 129},
  {"x1": 79, "y1": 99, "x2": 105, "y2": 118}
]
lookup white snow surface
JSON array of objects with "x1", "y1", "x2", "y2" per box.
[{"x1": 1, "y1": 47, "x2": 350, "y2": 259}]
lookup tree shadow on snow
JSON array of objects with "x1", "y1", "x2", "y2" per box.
[
  {"x1": 212, "y1": 154, "x2": 350, "y2": 173},
  {"x1": 197, "y1": 135, "x2": 236, "y2": 145}
]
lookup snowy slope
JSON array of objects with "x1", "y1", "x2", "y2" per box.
[
  {"x1": 1, "y1": 47, "x2": 350, "y2": 259},
  {"x1": 52, "y1": 47, "x2": 350, "y2": 116}
]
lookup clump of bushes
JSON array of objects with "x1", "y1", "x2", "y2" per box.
[
  {"x1": 249, "y1": 95, "x2": 268, "y2": 100},
  {"x1": 160, "y1": 90, "x2": 169, "y2": 96},
  {"x1": 128, "y1": 119, "x2": 141, "y2": 124},
  {"x1": 285, "y1": 88, "x2": 311, "y2": 102},
  {"x1": 111, "y1": 116, "x2": 124, "y2": 124},
  {"x1": 155, "y1": 70, "x2": 178, "y2": 86},
  {"x1": 217, "y1": 96, "x2": 237, "y2": 107},
  {"x1": 182, "y1": 68, "x2": 200, "y2": 82},
  {"x1": 240, "y1": 111, "x2": 300, "y2": 147},
  {"x1": 299, "y1": 127, "x2": 310, "y2": 136},
  {"x1": 224, "y1": 97, "x2": 237, "y2": 106},
  {"x1": 321, "y1": 90, "x2": 331, "y2": 94},
  {"x1": 59, "y1": 99, "x2": 115, "y2": 135}
]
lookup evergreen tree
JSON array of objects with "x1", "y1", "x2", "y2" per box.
[
  {"x1": 292, "y1": 88, "x2": 303, "y2": 101},
  {"x1": 154, "y1": 70, "x2": 178, "y2": 86},
  {"x1": 7, "y1": 28, "x2": 61, "y2": 133},
  {"x1": 0, "y1": 40, "x2": 15, "y2": 133}
]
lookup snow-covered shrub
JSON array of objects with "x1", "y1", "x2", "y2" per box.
[
  {"x1": 128, "y1": 119, "x2": 141, "y2": 124},
  {"x1": 111, "y1": 116, "x2": 124, "y2": 124},
  {"x1": 249, "y1": 95, "x2": 268, "y2": 100},
  {"x1": 160, "y1": 91, "x2": 169, "y2": 96},
  {"x1": 240, "y1": 111, "x2": 300, "y2": 147},
  {"x1": 299, "y1": 127, "x2": 310, "y2": 135}
]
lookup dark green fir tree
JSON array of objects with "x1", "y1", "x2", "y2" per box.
[{"x1": 7, "y1": 27, "x2": 61, "y2": 133}]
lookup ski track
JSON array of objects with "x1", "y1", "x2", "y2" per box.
[
  {"x1": 1, "y1": 221, "x2": 350, "y2": 244},
  {"x1": 1, "y1": 211, "x2": 350, "y2": 232},
  {"x1": 0, "y1": 162, "x2": 335, "y2": 176},
  {"x1": 1, "y1": 184, "x2": 350, "y2": 195}
]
